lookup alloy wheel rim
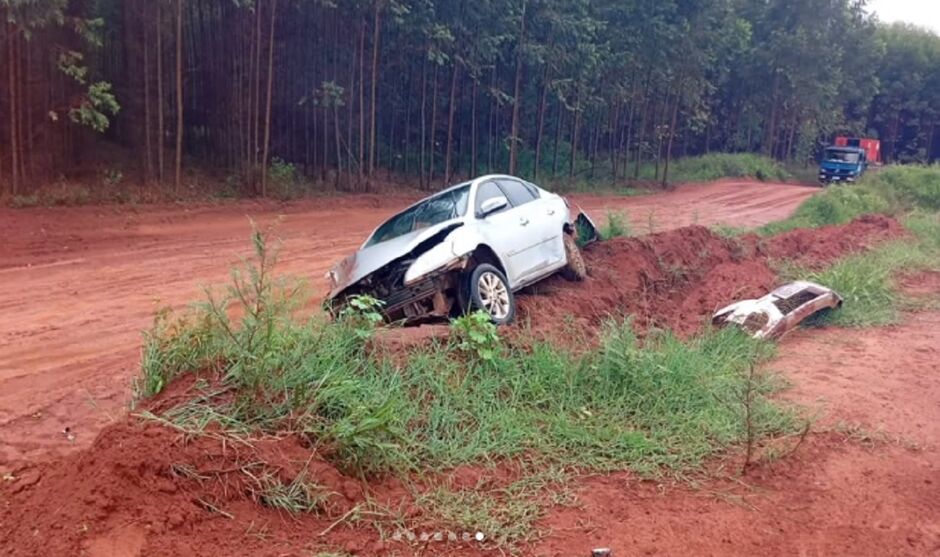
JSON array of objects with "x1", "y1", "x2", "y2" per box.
[{"x1": 478, "y1": 271, "x2": 510, "y2": 319}]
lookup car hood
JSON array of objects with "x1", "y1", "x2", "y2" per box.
[{"x1": 326, "y1": 220, "x2": 463, "y2": 299}]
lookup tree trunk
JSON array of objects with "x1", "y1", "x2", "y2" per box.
[
  {"x1": 144, "y1": 9, "x2": 154, "y2": 183},
  {"x1": 590, "y1": 123, "x2": 599, "y2": 179},
  {"x1": 8, "y1": 24, "x2": 19, "y2": 195},
  {"x1": 333, "y1": 104, "x2": 342, "y2": 189},
  {"x1": 157, "y1": 3, "x2": 165, "y2": 184},
  {"x1": 444, "y1": 61, "x2": 459, "y2": 183},
  {"x1": 260, "y1": 0, "x2": 277, "y2": 197},
  {"x1": 174, "y1": 0, "x2": 184, "y2": 195},
  {"x1": 368, "y1": 0, "x2": 382, "y2": 177},
  {"x1": 634, "y1": 76, "x2": 652, "y2": 179},
  {"x1": 569, "y1": 93, "x2": 581, "y2": 178},
  {"x1": 403, "y1": 64, "x2": 413, "y2": 176},
  {"x1": 419, "y1": 47, "x2": 427, "y2": 188},
  {"x1": 487, "y1": 64, "x2": 496, "y2": 173},
  {"x1": 609, "y1": 101, "x2": 620, "y2": 178},
  {"x1": 622, "y1": 82, "x2": 638, "y2": 180},
  {"x1": 471, "y1": 78, "x2": 478, "y2": 177},
  {"x1": 507, "y1": 0, "x2": 527, "y2": 175},
  {"x1": 428, "y1": 63, "x2": 439, "y2": 187},
  {"x1": 662, "y1": 85, "x2": 681, "y2": 187},
  {"x1": 927, "y1": 120, "x2": 936, "y2": 163},
  {"x1": 358, "y1": 21, "x2": 365, "y2": 181},
  {"x1": 253, "y1": 1, "x2": 264, "y2": 171},
  {"x1": 533, "y1": 66, "x2": 549, "y2": 180},
  {"x1": 552, "y1": 100, "x2": 563, "y2": 177},
  {"x1": 765, "y1": 72, "x2": 780, "y2": 158}
]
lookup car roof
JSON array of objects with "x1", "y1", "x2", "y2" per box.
[{"x1": 418, "y1": 174, "x2": 536, "y2": 198}]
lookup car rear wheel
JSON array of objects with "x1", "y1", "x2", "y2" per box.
[
  {"x1": 560, "y1": 233, "x2": 587, "y2": 281},
  {"x1": 468, "y1": 264, "x2": 515, "y2": 325}
]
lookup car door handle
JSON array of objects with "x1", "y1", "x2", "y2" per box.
[{"x1": 520, "y1": 217, "x2": 530, "y2": 226}]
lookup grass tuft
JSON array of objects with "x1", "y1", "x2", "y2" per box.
[{"x1": 600, "y1": 210, "x2": 631, "y2": 239}]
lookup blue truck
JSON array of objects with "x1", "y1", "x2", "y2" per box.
[{"x1": 818, "y1": 137, "x2": 880, "y2": 185}]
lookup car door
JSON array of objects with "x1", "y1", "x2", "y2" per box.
[
  {"x1": 496, "y1": 178, "x2": 564, "y2": 279},
  {"x1": 473, "y1": 180, "x2": 541, "y2": 287}
]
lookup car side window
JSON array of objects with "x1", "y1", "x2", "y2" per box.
[
  {"x1": 498, "y1": 179, "x2": 537, "y2": 207},
  {"x1": 475, "y1": 181, "x2": 511, "y2": 216},
  {"x1": 522, "y1": 181, "x2": 541, "y2": 199}
]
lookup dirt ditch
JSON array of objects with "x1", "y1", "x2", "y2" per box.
[{"x1": 516, "y1": 214, "x2": 903, "y2": 343}]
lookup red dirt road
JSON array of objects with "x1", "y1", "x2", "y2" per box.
[{"x1": 0, "y1": 180, "x2": 815, "y2": 466}]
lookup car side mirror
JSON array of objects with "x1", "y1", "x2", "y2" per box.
[{"x1": 479, "y1": 196, "x2": 508, "y2": 217}]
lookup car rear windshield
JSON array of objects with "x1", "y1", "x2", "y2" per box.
[
  {"x1": 825, "y1": 149, "x2": 860, "y2": 163},
  {"x1": 365, "y1": 185, "x2": 470, "y2": 247}
]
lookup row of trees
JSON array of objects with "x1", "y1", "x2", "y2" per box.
[{"x1": 1, "y1": 0, "x2": 939, "y2": 196}]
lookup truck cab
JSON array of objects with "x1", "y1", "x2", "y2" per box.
[{"x1": 818, "y1": 146, "x2": 867, "y2": 185}]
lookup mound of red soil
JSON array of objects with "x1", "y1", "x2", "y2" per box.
[
  {"x1": 517, "y1": 226, "x2": 776, "y2": 339},
  {"x1": 758, "y1": 213, "x2": 904, "y2": 267},
  {"x1": 516, "y1": 215, "x2": 904, "y2": 342},
  {"x1": 0, "y1": 418, "x2": 404, "y2": 556}
]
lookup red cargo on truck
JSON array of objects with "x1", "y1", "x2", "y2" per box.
[{"x1": 835, "y1": 137, "x2": 881, "y2": 164}]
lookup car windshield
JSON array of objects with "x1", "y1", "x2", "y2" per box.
[
  {"x1": 825, "y1": 149, "x2": 860, "y2": 163},
  {"x1": 365, "y1": 185, "x2": 470, "y2": 247}
]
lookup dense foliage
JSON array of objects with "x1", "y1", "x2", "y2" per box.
[{"x1": 1, "y1": 0, "x2": 939, "y2": 196}]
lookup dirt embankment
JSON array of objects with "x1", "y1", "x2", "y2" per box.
[
  {"x1": 517, "y1": 214, "x2": 904, "y2": 342},
  {"x1": 0, "y1": 214, "x2": 911, "y2": 557}
]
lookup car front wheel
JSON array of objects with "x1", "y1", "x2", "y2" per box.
[
  {"x1": 468, "y1": 264, "x2": 515, "y2": 325},
  {"x1": 560, "y1": 232, "x2": 588, "y2": 281}
]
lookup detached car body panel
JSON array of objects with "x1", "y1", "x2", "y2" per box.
[
  {"x1": 712, "y1": 281, "x2": 843, "y2": 339},
  {"x1": 326, "y1": 174, "x2": 590, "y2": 323}
]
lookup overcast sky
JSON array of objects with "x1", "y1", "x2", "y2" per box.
[{"x1": 868, "y1": 0, "x2": 940, "y2": 34}]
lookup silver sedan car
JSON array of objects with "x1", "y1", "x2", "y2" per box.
[{"x1": 326, "y1": 174, "x2": 592, "y2": 325}]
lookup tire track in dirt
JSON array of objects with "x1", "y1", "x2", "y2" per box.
[{"x1": 0, "y1": 180, "x2": 816, "y2": 465}]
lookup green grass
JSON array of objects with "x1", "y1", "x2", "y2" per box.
[
  {"x1": 542, "y1": 153, "x2": 792, "y2": 193},
  {"x1": 414, "y1": 467, "x2": 570, "y2": 548},
  {"x1": 648, "y1": 153, "x2": 791, "y2": 184},
  {"x1": 761, "y1": 164, "x2": 940, "y2": 235},
  {"x1": 599, "y1": 210, "x2": 631, "y2": 239}
]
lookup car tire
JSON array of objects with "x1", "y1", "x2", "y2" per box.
[
  {"x1": 468, "y1": 264, "x2": 515, "y2": 325},
  {"x1": 560, "y1": 233, "x2": 588, "y2": 281}
]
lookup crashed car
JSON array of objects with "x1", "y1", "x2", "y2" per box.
[
  {"x1": 712, "y1": 281, "x2": 843, "y2": 339},
  {"x1": 326, "y1": 175, "x2": 597, "y2": 325}
]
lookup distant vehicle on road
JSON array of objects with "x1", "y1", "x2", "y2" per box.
[
  {"x1": 325, "y1": 175, "x2": 595, "y2": 325},
  {"x1": 818, "y1": 137, "x2": 880, "y2": 185}
]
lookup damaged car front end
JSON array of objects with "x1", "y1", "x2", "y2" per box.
[
  {"x1": 327, "y1": 222, "x2": 474, "y2": 322},
  {"x1": 712, "y1": 281, "x2": 844, "y2": 339}
]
